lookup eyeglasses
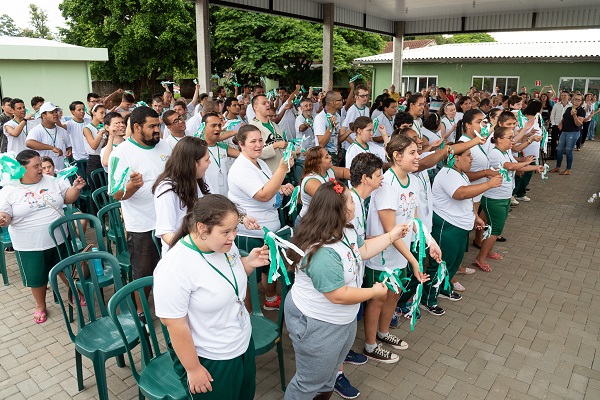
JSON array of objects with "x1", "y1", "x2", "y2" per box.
[
  {"x1": 357, "y1": 94, "x2": 369, "y2": 98},
  {"x1": 172, "y1": 116, "x2": 184, "y2": 124}
]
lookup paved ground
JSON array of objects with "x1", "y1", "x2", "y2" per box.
[{"x1": 1, "y1": 142, "x2": 600, "y2": 400}]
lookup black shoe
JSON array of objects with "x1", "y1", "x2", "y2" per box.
[
  {"x1": 497, "y1": 236, "x2": 507, "y2": 242},
  {"x1": 439, "y1": 291, "x2": 462, "y2": 301},
  {"x1": 419, "y1": 303, "x2": 445, "y2": 316},
  {"x1": 4, "y1": 246, "x2": 14, "y2": 253},
  {"x1": 137, "y1": 312, "x2": 147, "y2": 325},
  {"x1": 526, "y1": 188, "x2": 530, "y2": 192}
]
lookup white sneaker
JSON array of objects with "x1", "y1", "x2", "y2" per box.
[
  {"x1": 510, "y1": 196, "x2": 519, "y2": 206},
  {"x1": 453, "y1": 281, "x2": 466, "y2": 292},
  {"x1": 515, "y1": 196, "x2": 531, "y2": 202}
]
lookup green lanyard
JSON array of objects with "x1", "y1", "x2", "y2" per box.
[
  {"x1": 340, "y1": 232, "x2": 361, "y2": 286},
  {"x1": 12, "y1": 118, "x2": 27, "y2": 135},
  {"x1": 350, "y1": 188, "x2": 366, "y2": 231},
  {"x1": 43, "y1": 126, "x2": 57, "y2": 147},
  {"x1": 415, "y1": 171, "x2": 428, "y2": 201},
  {"x1": 256, "y1": 162, "x2": 271, "y2": 180},
  {"x1": 181, "y1": 235, "x2": 239, "y2": 298},
  {"x1": 208, "y1": 145, "x2": 222, "y2": 170}
]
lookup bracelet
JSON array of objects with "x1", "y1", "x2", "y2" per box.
[
  {"x1": 388, "y1": 232, "x2": 393, "y2": 245},
  {"x1": 238, "y1": 213, "x2": 246, "y2": 225}
]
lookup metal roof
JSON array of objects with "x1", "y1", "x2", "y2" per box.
[
  {"x1": 354, "y1": 40, "x2": 600, "y2": 64},
  {"x1": 0, "y1": 36, "x2": 108, "y2": 62}
]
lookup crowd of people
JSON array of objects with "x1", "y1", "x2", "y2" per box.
[{"x1": 0, "y1": 78, "x2": 597, "y2": 400}]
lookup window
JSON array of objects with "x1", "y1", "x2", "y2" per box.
[
  {"x1": 559, "y1": 77, "x2": 600, "y2": 97},
  {"x1": 471, "y1": 76, "x2": 519, "y2": 95},
  {"x1": 401, "y1": 76, "x2": 437, "y2": 94}
]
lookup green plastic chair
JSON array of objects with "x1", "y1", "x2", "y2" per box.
[
  {"x1": 90, "y1": 168, "x2": 108, "y2": 192},
  {"x1": 97, "y1": 202, "x2": 132, "y2": 283},
  {"x1": 70, "y1": 160, "x2": 93, "y2": 213},
  {"x1": 0, "y1": 227, "x2": 12, "y2": 285},
  {"x1": 92, "y1": 186, "x2": 112, "y2": 210},
  {"x1": 49, "y1": 251, "x2": 139, "y2": 400},
  {"x1": 108, "y1": 276, "x2": 187, "y2": 400},
  {"x1": 151, "y1": 230, "x2": 162, "y2": 259}
]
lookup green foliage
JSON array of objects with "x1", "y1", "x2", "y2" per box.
[
  {"x1": 60, "y1": 0, "x2": 197, "y2": 90},
  {"x1": 20, "y1": 5, "x2": 54, "y2": 40},
  {"x1": 407, "y1": 33, "x2": 496, "y2": 45},
  {"x1": 0, "y1": 14, "x2": 19, "y2": 37}
]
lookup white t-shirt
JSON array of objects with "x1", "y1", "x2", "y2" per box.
[
  {"x1": 345, "y1": 141, "x2": 386, "y2": 169},
  {"x1": 276, "y1": 104, "x2": 297, "y2": 141},
  {"x1": 411, "y1": 154, "x2": 434, "y2": 232},
  {"x1": 441, "y1": 117, "x2": 457, "y2": 143},
  {"x1": 294, "y1": 114, "x2": 316, "y2": 161},
  {"x1": 245, "y1": 104, "x2": 256, "y2": 121},
  {"x1": 412, "y1": 118, "x2": 423, "y2": 139},
  {"x1": 0, "y1": 175, "x2": 69, "y2": 251},
  {"x1": 108, "y1": 138, "x2": 172, "y2": 232},
  {"x1": 432, "y1": 167, "x2": 475, "y2": 231},
  {"x1": 313, "y1": 110, "x2": 340, "y2": 154},
  {"x1": 374, "y1": 113, "x2": 394, "y2": 145},
  {"x1": 154, "y1": 240, "x2": 251, "y2": 360},
  {"x1": 291, "y1": 227, "x2": 363, "y2": 324},
  {"x1": 164, "y1": 134, "x2": 186, "y2": 150},
  {"x1": 371, "y1": 109, "x2": 383, "y2": 121},
  {"x1": 206, "y1": 142, "x2": 230, "y2": 196},
  {"x1": 342, "y1": 104, "x2": 369, "y2": 150},
  {"x1": 421, "y1": 127, "x2": 443, "y2": 144},
  {"x1": 459, "y1": 134, "x2": 492, "y2": 202},
  {"x1": 3, "y1": 119, "x2": 30, "y2": 155},
  {"x1": 186, "y1": 114, "x2": 203, "y2": 137},
  {"x1": 522, "y1": 116, "x2": 542, "y2": 160},
  {"x1": 228, "y1": 155, "x2": 280, "y2": 238},
  {"x1": 485, "y1": 146, "x2": 516, "y2": 200},
  {"x1": 154, "y1": 180, "x2": 203, "y2": 255},
  {"x1": 299, "y1": 169, "x2": 335, "y2": 218},
  {"x1": 350, "y1": 189, "x2": 367, "y2": 240},
  {"x1": 83, "y1": 124, "x2": 104, "y2": 156},
  {"x1": 27, "y1": 124, "x2": 72, "y2": 171},
  {"x1": 66, "y1": 119, "x2": 88, "y2": 161},
  {"x1": 366, "y1": 169, "x2": 418, "y2": 271}
]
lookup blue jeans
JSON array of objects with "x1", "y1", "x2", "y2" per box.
[
  {"x1": 587, "y1": 119, "x2": 597, "y2": 140},
  {"x1": 556, "y1": 131, "x2": 580, "y2": 170}
]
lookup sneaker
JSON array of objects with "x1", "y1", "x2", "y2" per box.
[
  {"x1": 510, "y1": 196, "x2": 519, "y2": 206},
  {"x1": 453, "y1": 281, "x2": 466, "y2": 292},
  {"x1": 515, "y1": 196, "x2": 531, "y2": 202},
  {"x1": 419, "y1": 303, "x2": 446, "y2": 316},
  {"x1": 439, "y1": 291, "x2": 462, "y2": 301},
  {"x1": 377, "y1": 332, "x2": 409, "y2": 350},
  {"x1": 334, "y1": 373, "x2": 360, "y2": 399},
  {"x1": 389, "y1": 314, "x2": 400, "y2": 329},
  {"x1": 263, "y1": 294, "x2": 281, "y2": 311},
  {"x1": 363, "y1": 344, "x2": 399, "y2": 364},
  {"x1": 137, "y1": 312, "x2": 147, "y2": 325},
  {"x1": 4, "y1": 246, "x2": 14, "y2": 253},
  {"x1": 344, "y1": 349, "x2": 367, "y2": 365}
]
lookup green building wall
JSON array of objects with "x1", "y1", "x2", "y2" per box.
[
  {"x1": 370, "y1": 61, "x2": 600, "y2": 98},
  {"x1": 0, "y1": 60, "x2": 92, "y2": 113}
]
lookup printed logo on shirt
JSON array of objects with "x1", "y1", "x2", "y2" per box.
[
  {"x1": 400, "y1": 192, "x2": 417, "y2": 217},
  {"x1": 24, "y1": 189, "x2": 55, "y2": 208},
  {"x1": 160, "y1": 154, "x2": 170, "y2": 162}
]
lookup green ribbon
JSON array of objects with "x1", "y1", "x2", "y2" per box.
[
  {"x1": 193, "y1": 78, "x2": 198, "y2": 85},
  {"x1": 266, "y1": 89, "x2": 276, "y2": 101},
  {"x1": 136, "y1": 101, "x2": 148, "y2": 108},
  {"x1": 349, "y1": 74, "x2": 362, "y2": 83},
  {"x1": 325, "y1": 113, "x2": 337, "y2": 131},
  {"x1": 223, "y1": 119, "x2": 241, "y2": 131},
  {"x1": 497, "y1": 166, "x2": 510, "y2": 182},
  {"x1": 408, "y1": 284, "x2": 422, "y2": 331},
  {"x1": 541, "y1": 163, "x2": 550, "y2": 182},
  {"x1": 478, "y1": 123, "x2": 491, "y2": 139},
  {"x1": 108, "y1": 156, "x2": 130, "y2": 195},
  {"x1": 263, "y1": 227, "x2": 297, "y2": 285},
  {"x1": 301, "y1": 86, "x2": 308, "y2": 93},
  {"x1": 482, "y1": 225, "x2": 492, "y2": 241},
  {"x1": 538, "y1": 114, "x2": 548, "y2": 154},
  {"x1": 0, "y1": 154, "x2": 26, "y2": 183},
  {"x1": 232, "y1": 81, "x2": 241, "y2": 87},
  {"x1": 160, "y1": 81, "x2": 176, "y2": 86},
  {"x1": 55, "y1": 160, "x2": 79, "y2": 181},
  {"x1": 407, "y1": 217, "x2": 429, "y2": 331},
  {"x1": 379, "y1": 269, "x2": 410, "y2": 294},
  {"x1": 372, "y1": 118, "x2": 379, "y2": 132},
  {"x1": 194, "y1": 122, "x2": 206, "y2": 138},
  {"x1": 284, "y1": 186, "x2": 300, "y2": 216},
  {"x1": 517, "y1": 110, "x2": 528, "y2": 129},
  {"x1": 433, "y1": 261, "x2": 451, "y2": 295}
]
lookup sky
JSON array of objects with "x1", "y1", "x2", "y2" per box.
[{"x1": 2, "y1": 0, "x2": 600, "y2": 41}]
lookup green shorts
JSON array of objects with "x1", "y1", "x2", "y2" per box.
[
  {"x1": 364, "y1": 266, "x2": 407, "y2": 289},
  {"x1": 480, "y1": 197, "x2": 511, "y2": 236},
  {"x1": 15, "y1": 243, "x2": 66, "y2": 288}
]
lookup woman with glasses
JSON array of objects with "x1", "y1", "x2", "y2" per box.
[{"x1": 549, "y1": 93, "x2": 585, "y2": 175}]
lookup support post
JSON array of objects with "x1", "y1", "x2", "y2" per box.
[
  {"x1": 195, "y1": 0, "x2": 212, "y2": 95},
  {"x1": 391, "y1": 21, "x2": 405, "y2": 93},
  {"x1": 322, "y1": 3, "x2": 334, "y2": 91}
]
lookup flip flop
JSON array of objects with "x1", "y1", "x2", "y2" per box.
[
  {"x1": 33, "y1": 310, "x2": 47, "y2": 324},
  {"x1": 473, "y1": 260, "x2": 492, "y2": 272},
  {"x1": 487, "y1": 253, "x2": 503, "y2": 260}
]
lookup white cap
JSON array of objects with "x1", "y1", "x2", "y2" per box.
[{"x1": 37, "y1": 102, "x2": 59, "y2": 117}]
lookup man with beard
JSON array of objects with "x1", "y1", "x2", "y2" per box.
[
  {"x1": 109, "y1": 107, "x2": 172, "y2": 318},
  {"x1": 26, "y1": 103, "x2": 72, "y2": 171}
]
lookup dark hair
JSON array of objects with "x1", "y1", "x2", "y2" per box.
[
  {"x1": 130, "y1": 106, "x2": 159, "y2": 128},
  {"x1": 87, "y1": 93, "x2": 100, "y2": 102},
  {"x1": 216, "y1": 85, "x2": 225, "y2": 94},
  {"x1": 173, "y1": 100, "x2": 187, "y2": 109},
  {"x1": 252, "y1": 85, "x2": 264, "y2": 93},
  {"x1": 202, "y1": 112, "x2": 220, "y2": 124},
  {"x1": 406, "y1": 94, "x2": 423, "y2": 114},
  {"x1": 9, "y1": 98, "x2": 24, "y2": 109},
  {"x1": 455, "y1": 109, "x2": 484, "y2": 138},
  {"x1": 456, "y1": 95, "x2": 471, "y2": 112},
  {"x1": 104, "y1": 111, "x2": 123, "y2": 126},
  {"x1": 508, "y1": 95, "x2": 522, "y2": 108},
  {"x1": 171, "y1": 195, "x2": 239, "y2": 246},
  {"x1": 152, "y1": 136, "x2": 210, "y2": 210},
  {"x1": 290, "y1": 181, "x2": 350, "y2": 268},
  {"x1": 493, "y1": 126, "x2": 512, "y2": 142},
  {"x1": 497, "y1": 110, "x2": 517, "y2": 125},
  {"x1": 423, "y1": 113, "x2": 440, "y2": 131},
  {"x1": 162, "y1": 110, "x2": 177, "y2": 125},
  {"x1": 350, "y1": 152, "x2": 383, "y2": 187},
  {"x1": 352, "y1": 116, "x2": 372, "y2": 133},
  {"x1": 523, "y1": 99, "x2": 542, "y2": 116},
  {"x1": 199, "y1": 93, "x2": 209, "y2": 101},
  {"x1": 489, "y1": 108, "x2": 503, "y2": 121},
  {"x1": 381, "y1": 97, "x2": 397, "y2": 110},
  {"x1": 17, "y1": 149, "x2": 40, "y2": 166},
  {"x1": 201, "y1": 100, "x2": 219, "y2": 115},
  {"x1": 480, "y1": 98, "x2": 491, "y2": 108},
  {"x1": 91, "y1": 104, "x2": 106, "y2": 118},
  {"x1": 236, "y1": 124, "x2": 260, "y2": 145},
  {"x1": 324, "y1": 91, "x2": 338, "y2": 107},
  {"x1": 224, "y1": 97, "x2": 238, "y2": 111},
  {"x1": 2, "y1": 97, "x2": 12, "y2": 105},
  {"x1": 40, "y1": 156, "x2": 54, "y2": 166},
  {"x1": 31, "y1": 96, "x2": 44, "y2": 107},
  {"x1": 301, "y1": 146, "x2": 326, "y2": 180},
  {"x1": 122, "y1": 92, "x2": 135, "y2": 103},
  {"x1": 395, "y1": 126, "x2": 418, "y2": 139},
  {"x1": 386, "y1": 134, "x2": 417, "y2": 164},
  {"x1": 69, "y1": 101, "x2": 84, "y2": 111},
  {"x1": 393, "y1": 111, "x2": 414, "y2": 129},
  {"x1": 152, "y1": 94, "x2": 163, "y2": 103},
  {"x1": 354, "y1": 84, "x2": 368, "y2": 94}
]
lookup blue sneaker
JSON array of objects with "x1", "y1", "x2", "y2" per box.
[
  {"x1": 334, "y1": 373, "x2": 360, "y2": 399},
  {"x1": 390, "y1": 314, "x2": 400, "y2": 328},
  {"x1": 344, "y1": 349, "x2": 367, "y2": 365}
]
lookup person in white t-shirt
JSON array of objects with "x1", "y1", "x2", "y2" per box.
[
  {"x1": 65, "y1": 101, "x2": 89, "y2": 162},
  {"x1": 3, "y1": 98, "x2": 31, "y2": 154},
  {"x1": 161, "y1": 110, "x2": 189, "y2": 150},
  {"x1": 440, "y1": 102, "x2": 458, "y2": 142},
  {"x1": 0, "y1": 150, "x2": 86, "y2": 324},
  {"x1": 363, "y1": 135, "x2": 441, "y2": 363},
  {"x1": 108, "y1": 106, "x2": 172, "y2": 316},
  {"x1": 284, "y1": 180, "x2": 405, "y2": 400},
  {"x1": 26, "y1": 102, "x2": 72, "y2": 171},
  {"x1": 314, "y1": 91, "x2": 348, "y2": 165},
  {"x1": 100, "y1": 112, "x2": 126, "y2": 173},
  {"x1": 455, "y1": 96, "x2": 472, "y2": 126},
  {"x1": 245, "y1": 85, "x2": 265, "y2": 122},
  {"x1": 344, "y1": 117, "x2": 387, "y2": 170},
  {"x1": 274, "y1": 86, "x2": 300, "y2": 140},
  {"x1": 83, "y1": 104, "x2": 108, "y2": 179},
  {"x1": 228, "y1": 125, "x2": 294, "y2": 310},
  {"x1": 154, "y1": 195, "x2": 270, "y2": 399},
  {"x1": 293, "y1": 98, "x2": 316, "y2": 184},
  {"x1": 373, "y1": 97, "x2": 397, "y2": 147},
  {"x1": 348, "y1": 151, "x2": 384, "y2": 242},
  {"x1": 202, "y1": 113, "x2": 240, "y2": 195},
  {"x1": 342, "y1": 84, "x2": 370, "y2": 150},
  {"x1": 406, "y1": 94, "x2": 425, "y2": 141}
]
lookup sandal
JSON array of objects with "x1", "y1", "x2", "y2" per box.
[
  {"x1": 487, "y1": 253, "x2": 503, "y2": 260},
  {"x1": 549, "y1": 167, "x2": 560, "y2": 173},
  {"x1": 473, "y1": 260, "x2": 492, "y2": 272},
  {"x1": 33, "y1": 310, "x2": 47, "y2": 324},
  {"x1": 559, "y1": 169, "x2": 571, "y2": 175},
  {"x1": 457, "y1": 267, "x2": 476, "y2": 275}
]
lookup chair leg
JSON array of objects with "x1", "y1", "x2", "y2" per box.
[
  {"x1": 75, "y1": 351, "x2": 84, "y2": 391},
  {"x1": 92, "y1": 355, "x2": 110, "y2": 400},
  {"x1": 138, "y1": 388, "x2": 145, "y2": 400},
  {"x1": 116, "y1": 353, "x2": 125, "y2": 368},
  {"x1": 277, "y1": 340, "x2": 286, "y2": 392},
  {"x1": 0, "y1": 251, "x2": 8, "y2": 286}
]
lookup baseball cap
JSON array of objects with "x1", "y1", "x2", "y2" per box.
[{"x1": 37, "y1": 102, "x2": 59, "y2": 117}]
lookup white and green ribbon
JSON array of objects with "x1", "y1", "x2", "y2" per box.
[
  {"x1": 537, "y1": 114, "x2": 548, "y2": 154},
  {"x1": 517, "y1": 110, "x2": 528, "y2": 129},
  {"x1": 266, "y1": 89, "x2": 276, "y2": 101},
  {"x1": 194, "y1": 122, "x2": 206, "y2": 138},
  {"x1": 55, "y1": 160, "x2": 79, "y2": 181},
  {"x1": 263, "y1": 227, "x2": 301, "y2": 285},
  {"x1": 0, "y1": 154, "x2": 26, "y2": 184},
  {"x1": 372, "y1": 118, "x2": 379, "y2": 132},
  {"x1": 223, "y1": 119, "x2": 241, "y2": 131},
  {"x1": 379, "y1": 268, "x2": 409, "y2": 294},
  {"x1": 407, "y1": 217, "x2": 429, "y2": 331},
  {"x1": 475, "y1": 123, "x2": 491, "y2": 139},
  {"x1": 136, "y1": 101, "x2": 148, "y2": 108},
  {"x1": 108, "y1": 156, "x2": 130, "y2": 195},
  {"x1": 406, "y1": 284, "x2": 422, "y2": 331},
  {"x1": 284, "y1": 186, "x2": 300, "y2": 216},
  {"x1": 541, "y1": 163, "x2": 550, "y2": 182},
  {"x1": 349, "y1": 74, "x2": 362, "y2": 83},
  {"x1": 432, "y1": 261, "x2": 451, "y2": 293},
  {"x1": 492, "y1": 164, "x2": 510, "y2": 182},
  {"x1": 482, "y1": 224, "x2": 492, "y2": 240}
]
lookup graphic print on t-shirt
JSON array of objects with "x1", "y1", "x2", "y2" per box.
[
  {"x1": 24, "y1": 188, "x2": 55, "y2": 208},
  {"x1": 400, "y1": 192, "x2": 417, "y2": 217}
]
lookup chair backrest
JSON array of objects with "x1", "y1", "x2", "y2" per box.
[
  {"x1": 73, "y1": 159, "x2": 88, "y2": 178},
  {"x1": 108, "y1": 276, "x2": 170, "y2": 383},
  {"x1": 48, "y1": 213, "x2": 107, "y2": 259},
  {"x1": 90, "y1": 168, "x2": 108, "y2": 191},
  {"x1": 97, "y1": 202, "x2": 127, "y2": 254},
  {"x1": 92, "y1": 186, "x2": 112, "y2": 210},
  {"x1": 151, "y1": 229, "x2": 162, "y2": 258},
  {"x1": 49, "y1": 251, "x2": 123, "y2": 335}
]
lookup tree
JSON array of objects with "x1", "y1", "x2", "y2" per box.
[
  {"x1": 0, "y1": 14, "x2": 19, "y2": 37},
  {"x1": 60, "y1": 0, "x2": 197, "y2": 94},
  {"x1": 20, "y1": 4, "x2": 54, "y2": 40},
  {"x1": 407, "y1": 33, "x2": 495, "y2": 45}
]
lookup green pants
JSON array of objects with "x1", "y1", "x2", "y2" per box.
[
  {"x1": 170, "y1": 338, "x2": 256, "y2": 400},
  {"x1": 423, "y1": 213, "x2": 469, "y2": 306},
  {"x1": 513, "y1": 167, "x2": 534, "y2": 197}
]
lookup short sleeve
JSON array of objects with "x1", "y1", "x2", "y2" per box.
[
  {"x1": 154, "y1": 182, "x2": 181, "y2": 236},
  {"x1": 232, "y1": 163, "x2": 267, "y2": 199},
  {"x1": 314, "y1": 114, "x2": 327, "y2": 136},
  {"x1": 372, "y1": 182, "x2": 399, "y2": 212},
  {"x1": 108, "y1": 146, "x2": 127, "y2": 190},
  {"x1": 154, "y1": 259, "x2": 193, "y2": 319},
  {"x1": 64, "y1": 130, "x2": 72, "y2": 148},
  {"x1": 58, "y1": 178, "x2": 71, "y2": 197},
  {"x1": 304, "y1": 247, "x2": 345, "y2": 293},
  {"x1": 0, "y1": 187, "x2": 13, "y2": 216},
  {"x1": 439, "y1": 171, "x2": 465, "y2": 199},
  {"x1": 357, "y1": 234, "x2": 364, "y2": 248}
]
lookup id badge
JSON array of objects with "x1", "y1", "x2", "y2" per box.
[
  {"x1": 218, "y1": 170, "x2": 225, "y2": 186},
  {"x1": 237, "y1": 300, "x2": 247, "y2": 329}
]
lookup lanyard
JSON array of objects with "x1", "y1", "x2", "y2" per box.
[
  {"x1": 256, "y1": 162, "x2": 271, "y2": 180},
  {"x1": 415, "y1": 171, "x2": 428, "y2": 201},
  {"x1": 12, "y1": 119, "x2": 27, "y2": 134},
  {"x1": 209, "y1": 145, "x2": 222, "y2": 170},
  {"x1": 350, "y1": 188, "x2": 366, "y2": 231},
  {"x1": 43, "y1": 126, "x2": 57, "y2": 146},
  {"x1": 340, "y1": 233, "x2": 360, "y2": 264},
  {"x1": 181, "y1": 235, "x2": 239, "y2": 298},
  {"x1": 450, "y1": 167, "x2": 471, "y2": 184}
]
